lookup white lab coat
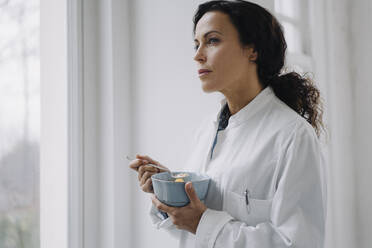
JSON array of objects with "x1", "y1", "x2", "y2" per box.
[{"x1": 149, "y1": 86, "x2": 327, "y2": 248}]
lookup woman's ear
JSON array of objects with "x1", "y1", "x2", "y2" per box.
[
  {"x1": 249, "y1": 51, "x2": 258, "y2": 62},
  {"x1": 244, "y1": 45, "x2": 258, "y2": 62},
  {"x1": 249, "y1": 48, "x2": 258, "y2": 62}
]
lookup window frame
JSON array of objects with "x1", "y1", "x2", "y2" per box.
[
  {"x1": 41, "y1": 0, "x2": 133, "y2": 247},
  {"x1": 41, "y1": 0, "x2": 84, "y2": 247},
  {"x1": 67, "y1": 0, "x2": 84, "y2": 247},
  {"x1": 40, "y1": 0, "x2": 69, "y2": 247},
  {"x1": 274, "y1": 0, "x2": 313, "y2": 73}
]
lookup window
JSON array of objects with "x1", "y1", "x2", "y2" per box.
[
  {"x1": 275, "y1": 0, "x2": 313, "y2": 73},
  {"x1": 0, "y1": 0, "x2": 39, "y2": 247}
]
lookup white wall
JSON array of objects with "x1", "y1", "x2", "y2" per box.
[
  {"x1": 80, "y1": 0, "x2": 133, "y2": 248},
  {"x1": 350, "y1": 1, "x2": 372, "y2": 247},
  {"x1": 130, "y1": 1, "x2": 222, "y2": 247},
  {"x1": 322, "y1": 0, "x2": 372, "y2": 247},
  {"x1": 323, "y1": 0, "x2": 357, "y2": 247}
]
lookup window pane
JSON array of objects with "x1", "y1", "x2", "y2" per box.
[
  {"x1": 275, "y1": 0, "x2": 311, "y2": 56},
  {"x1": 275, "y1": 0, "x2": 301, "y2": 20},
  {"x1": 0, "y1": 0, "x2": 40, "y2": 247},
  {"x1": 281, "y1": 21, "x2": 303, "y2": 54}
]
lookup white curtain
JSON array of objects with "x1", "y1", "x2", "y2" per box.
[{"x1": 323, "y1": 0, "x2": 372, "y2": 247}]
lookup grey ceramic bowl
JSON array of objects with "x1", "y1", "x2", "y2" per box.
[{"x1": 151, "y1": 171, "x2": 211, "y2": 207}]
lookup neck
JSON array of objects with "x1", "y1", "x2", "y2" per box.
[{"x1": 221, "y1": 78, "x2": 263, "y2": 115}]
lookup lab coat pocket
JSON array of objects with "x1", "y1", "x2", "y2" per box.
[{"x1": 225, "y1": 190, "x2": 273, "y2": 226}]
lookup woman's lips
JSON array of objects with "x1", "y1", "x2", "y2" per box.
[
  {"x1": 199, "y1": 71, "x2": 211, "y2": 76},
  {"x1": 198, "y1": 69, "x2": 212, "y2": 76}
]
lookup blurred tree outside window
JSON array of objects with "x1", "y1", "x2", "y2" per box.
[{"x1": 0, "y1": 0, "x2": 39, "y2": 247}]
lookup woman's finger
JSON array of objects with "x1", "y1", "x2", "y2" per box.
[
  {"x1": 136, "y1": 154, "x2": 169, "y2": 172},
  {"x1": 136, "y1": 154, "x2": 160, "y2": 166},
  {"x1": 140, "y1": 171, "x2": 156, "y2": 186},
  {"x1": 141, "y1": 178, "x2": 154, "y2": 193},
  {"x1": 151, "y1": 195, "x2": 175, "y2": 213},
  {"x1": 129, "y1": 158, "x2": 146, "y2": 171},
  {"x1": 138, "y1": 165, "x2": 157, "y2": 181}
]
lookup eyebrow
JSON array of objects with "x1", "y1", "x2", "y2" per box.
[{"x1": 194, "y1": 30, "x2": 223, "y2": 42}]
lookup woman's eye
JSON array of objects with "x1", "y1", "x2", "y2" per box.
[
  {"x1": 208, "y1": 38, "x2": 219, "y2": 44},
  {"x1": 193, "y1": 38, "x2": 219, "y2": 51}
]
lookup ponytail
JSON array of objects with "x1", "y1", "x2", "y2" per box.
[{"x1": 269, "y1": 72, "x2": 324, "y2": 137}]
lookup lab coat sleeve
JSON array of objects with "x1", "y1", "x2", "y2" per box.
[
  {"x1": 148, "y1": 200, "x2": 182, "y2": 239},
  {"x1": 195, "y1": 122, "x2": 327, "y2": 248}
]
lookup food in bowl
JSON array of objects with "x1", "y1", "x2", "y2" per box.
[
  {"x1": 173, "y1": 172, "x2": 189, "y2": 182},
  {"x1": 174, "y1": 172, "x2": 189, "y2": 178},
  {"x1": 173, "y1": 172, "x2": 189, "y2": 178}
]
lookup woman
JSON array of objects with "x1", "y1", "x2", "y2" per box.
[{"x1": 129, "y1": 1, "x2": 327, "y2": 247}]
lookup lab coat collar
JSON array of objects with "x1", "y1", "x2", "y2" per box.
[{"x1": 214, "y1": 86, "x2": 274, "y2": 128}]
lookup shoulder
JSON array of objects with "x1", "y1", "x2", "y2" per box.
[
  {"x1": 268, "y1": 93, "x2": 318, "y2": 141},
  {"x1": 253, "y1": 94, "x2": 320, "y2": 159},
  {"x1": 271, "y1": 98, "x2": 325, "y2": 183}
]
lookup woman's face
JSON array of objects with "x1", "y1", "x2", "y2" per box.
[{"x1": 193, "y1": 11, "x2": 256, "y2": 93}]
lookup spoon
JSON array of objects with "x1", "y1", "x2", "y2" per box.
[{"x1": 126, "y1": 155, "x2": 188, "y2": 180}]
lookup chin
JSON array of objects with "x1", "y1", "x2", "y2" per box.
[{"x1": 200, "y1": 81, "x2": 218, "y2": 93}]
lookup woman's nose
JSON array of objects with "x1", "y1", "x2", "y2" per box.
[{"x1": 193, "y1": 47, "x2": 206, "y2": 63}]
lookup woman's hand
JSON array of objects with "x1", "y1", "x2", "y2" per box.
[
  {"x1": 151, "y1": 182, "x2": 207, "y2": 234},
  {"x1": 128, "y1": 154, "x2": 168, "y2": 193}
]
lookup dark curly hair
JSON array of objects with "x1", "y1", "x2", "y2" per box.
[{"x1": 193, "y1": 0, "x2": 324, "y2": 137}]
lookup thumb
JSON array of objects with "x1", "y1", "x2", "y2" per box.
[{"x1": 185, "y1": 182, "x2": 200, "y2": 204}]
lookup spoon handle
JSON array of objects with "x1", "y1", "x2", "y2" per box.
[
  {"x1": 126, "y1": 155, "x2": 170, "y2": 172},
  {"x1": 147, "y1": 163, "x2": 169, "y2": 172}
]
